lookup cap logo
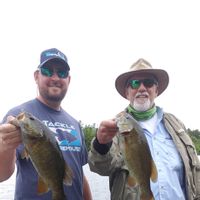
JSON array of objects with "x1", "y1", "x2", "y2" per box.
[{"x1": 45, "y1": 51, "x2": 65, "y2": 60}]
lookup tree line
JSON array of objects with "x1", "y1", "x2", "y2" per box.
[
  {"x1": 82, "y1": 124, "x2": 200, "y2": 155},
  {"x1": 188, "y1": 128, "x2": 200, "y2": 154}
]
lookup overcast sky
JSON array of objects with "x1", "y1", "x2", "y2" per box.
[{"x1": 0, "y1": 0, "x2": 200, "y2": 130}]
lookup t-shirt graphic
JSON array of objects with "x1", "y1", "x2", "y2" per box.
[{"x1": 49, "y1": 126, "x2": 81, "y2": 152}]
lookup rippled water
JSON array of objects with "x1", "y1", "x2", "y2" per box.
[{"x1": 0, "y1": 164, "x2": 110, "y2": 200}]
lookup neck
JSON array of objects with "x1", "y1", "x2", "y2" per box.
[
  {"x1": 36, "y1": 96, "x2": 61, "y2": 111},
  {"x1": 127, "y1": 104, "x2": 157, "y2": 121}
]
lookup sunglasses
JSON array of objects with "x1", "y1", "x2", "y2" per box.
[
  {"x1": 129, "y1": 79, "x2": 158, "y2": 89},
  {"x1": 40, "y1": 67, "x2": 69, "y2": 79}
]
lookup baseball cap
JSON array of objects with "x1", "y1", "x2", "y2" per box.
[{"x1": 38, "y1": 48, "x2": 70, "y2": 70}]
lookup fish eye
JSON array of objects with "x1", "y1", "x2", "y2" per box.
[{"x1": 29, "y1": 117, "x2": 35, "y2": 121}]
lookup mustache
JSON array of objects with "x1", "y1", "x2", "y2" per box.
[
  {"x1": 135, "y1": 92, "x2": 149, "y2": 98},
  {"x1": 48, "y1": 82, "x2": 62, "y2": 88}
]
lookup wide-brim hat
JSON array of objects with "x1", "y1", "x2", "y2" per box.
[{"x1": 115, "y1": 58, "x2": 169, "y2": 99}]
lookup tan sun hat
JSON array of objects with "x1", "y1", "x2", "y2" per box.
[{"x1": 115, "y1": 58, "x2": 169, "y2": 99}]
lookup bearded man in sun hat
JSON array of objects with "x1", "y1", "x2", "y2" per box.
[{"x1": 88, "y1": 58, "x2": 200, "y2": 200}]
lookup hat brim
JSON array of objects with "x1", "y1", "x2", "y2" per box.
[
  {"x1": 115, "y1": 69, "x2": 169, "y2": 99},
  {"x1": 38, "y1": 57, "x2": 70, "y2": 70}
]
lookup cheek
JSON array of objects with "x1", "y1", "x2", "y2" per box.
[
  {"x1": 154, "y1": 86, "x2": 159, "y2": 96},
  {"x1": 126, "y1": 88, "x2": 136, "y2": 100},
  {"x1": 37, "y1": 77, "x2": 49, "y2": 87},
  {"x1": 148, "y1": 88, "x2": 158, "y2": 100}
]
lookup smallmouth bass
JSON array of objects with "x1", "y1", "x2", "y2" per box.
[
  {"x1": 116, "y1": 111, "x2": 157, "y2": 200},
  {"x1": 11, "y1": 112, "x2": 73, "y2": 200}
]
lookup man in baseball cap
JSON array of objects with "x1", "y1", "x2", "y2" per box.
[{"x1": 0, "y1": 47, "x2": 93, "y2": 200}]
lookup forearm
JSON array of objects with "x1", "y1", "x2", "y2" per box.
[
  {"x1": 0, "y1": 149, "x2": 16, "y2": 182},
  {"x1": 83, "y1": 174, "x2": 93, "y2": 200},
  {"x1": 88, "y1": 137, "x2": 122, "y2": 176}
]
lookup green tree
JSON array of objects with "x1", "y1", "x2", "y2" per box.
[
  {"x1": 82, "y1": 124, "x2": 97, "y2": 151},
  {"x1": 188, "y1": 129, "x2": 200, "y2": 155}
]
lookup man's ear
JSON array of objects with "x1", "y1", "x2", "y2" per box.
[
  {"x1": 34, "y1": 70, "x2": 39, "y2": 84},
  {"x1": 155, "y1": 86, "x2": 159, "y2": 96},
  {"x1": 125, "y1": 88, "x2": 129, "y2": 98},
  {"x1": 67, "y1": 75, "x2": 71, "y2": 84}
]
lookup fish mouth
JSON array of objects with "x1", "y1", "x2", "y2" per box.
[
  {"x1": 17, "y1": 112, "x2": 26, "y2": 121},
  {"x1": 120, "y1": 131, "x2": 131, "y2": 136},
  {"x1": 17, "y1": 112, "x2": 35, "y2": 122},
  {"x1": 117, "y1": 124, "x2": 133, "y2": 134},
  {"x1": 16, "y1": 112, "x2": 44, "y2": 138}
]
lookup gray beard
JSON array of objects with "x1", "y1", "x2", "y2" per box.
[{"x1": 131, "y1": 98, "x2": 151, "y2": 112}]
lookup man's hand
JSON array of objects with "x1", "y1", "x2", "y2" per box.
[
  {"x1": 0, "y1": 116, "x2": 22, "y2": 153},
  {"x1": 96, "y1": 119, "x2": 118, "y2": 144}
]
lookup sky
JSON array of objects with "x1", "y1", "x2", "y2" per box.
[{"x1": 0, "y1": 0, "x2": 200, "y2": 130}]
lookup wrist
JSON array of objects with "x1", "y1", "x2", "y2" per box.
[{"x1": 93, "y1": 137, "x2": 112, "y2": 155}]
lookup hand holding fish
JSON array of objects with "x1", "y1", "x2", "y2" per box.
[
  {"x1": 96, "y1": 119, "x2": 118, "y2": 144},
  {"x1": 0, "y1": 116, "x2": 22, "y2": 153}
]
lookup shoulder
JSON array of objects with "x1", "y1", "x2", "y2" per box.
[
  {"x1": 2, "y1": 99, "x2": 36, "y2": 122},
  {"x1": 60, "y1": 108, "x2": 80, "y2": 125},
  {"x1": 164, "y1": 112, "x2": 185, "y2": 126}
]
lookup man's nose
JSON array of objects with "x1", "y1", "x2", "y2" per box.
[
  {"x1": 138, "y1": 83, "x2": 147, "y2": 91},
  {"x1": 51, "y1": 70, "x2": 60, "y2": 79}
]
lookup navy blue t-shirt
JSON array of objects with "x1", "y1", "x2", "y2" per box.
[{"x1": 2, "y1": 99, "x2": 88, "y2": 200}]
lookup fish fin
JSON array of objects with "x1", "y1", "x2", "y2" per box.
[
  {"x1": 21, "y1": 149, "x2": 29, "y2": 160},
  {"x1": 63, "y1": 164, "x2": 73, "y2": 186},
  {"x1": 37, "y1": 176, "x2": 49, "y2": 194},
  {"x1": 150, "y1": 159, "x2": 158, "y2": 182},
  {"x1": 127, "y1": 175, "x2": 137, "y2": 187},
  {"x1": 141, "y1": 192, "x2": 155, "y2": 200}
]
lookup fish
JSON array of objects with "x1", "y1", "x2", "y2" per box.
[
  {"x1": 11, "y1": 112, "x2": 73, "y2": 200},
  {"x1": 115, "y1": 111, "x2": 157, "y2": 200}
]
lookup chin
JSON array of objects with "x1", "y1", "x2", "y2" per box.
[{"x1": 133, "y1": 100, "x2": 151, "y2": 112}]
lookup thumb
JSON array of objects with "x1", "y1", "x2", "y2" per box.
[
  {"x1": 7, "y1": 116, "x2": 19, "y2": 127},
  {"x1": 6, "y1": 115, "x2": 15, "y2": 122}
]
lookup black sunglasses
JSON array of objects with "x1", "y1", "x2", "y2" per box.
[
  {"x1": 129, "y1": 79, "x2": 158, "y2": 89},
  {"x1": 40, "y1": 67, "x2": 69, "y2": 79}
]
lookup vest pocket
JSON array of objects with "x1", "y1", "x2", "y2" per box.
[
  {"x1": 178, "y1": 132, "x2": 199, "y2": 166},
  {"x1": 178, "y1": 132, "x2": 200, "y2": 196},
  {"x1": 110, "y1": 169, "x2": 140, "y2": 200}
]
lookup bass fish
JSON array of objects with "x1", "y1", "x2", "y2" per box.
[
  {"x1": 12, "y1": 112, "x2": 73, "y2": 200},
  {"x1": 116, "y1": 111, "x2": 157, "y2": 200}
]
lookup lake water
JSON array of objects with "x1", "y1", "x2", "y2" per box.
[
  {"x1": 0, "y1": 164, "x2": 110, "y2": 200},
  {"x1": 1, "y1": 157, "x2": 200, "y2": 200}
]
